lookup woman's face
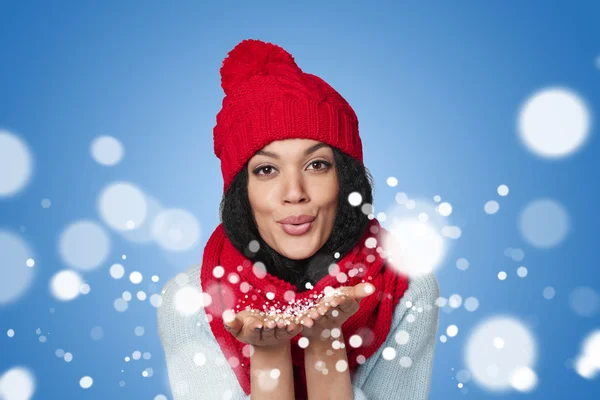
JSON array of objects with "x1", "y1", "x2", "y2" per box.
[{"x1": 247, "y1": 139, "x2": 339, "y2": 260}]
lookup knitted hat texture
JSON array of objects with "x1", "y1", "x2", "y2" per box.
[{"x1": 213, "y1": 38, "x2": 363, "y2": 194}]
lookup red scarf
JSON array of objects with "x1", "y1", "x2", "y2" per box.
[{"x1": 200, "y1": 218, "x2": 409, "y2": 399}]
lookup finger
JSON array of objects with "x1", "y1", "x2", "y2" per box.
[
  {"x1": 261, "y1": 318, "x2": 277, "y2": 341},
  {"x1": 286, "y1": 321, "x2": 303, "y2": 335},
  {"x1": 309, "y1": 308, "x2": 322, "y2": 321},
  {"x1": 250, "y1": 320, "x2": 263, "y2": 338},
  {"x1": 236, "y1": 309, "x2": 261, "y2": 329},
  {"x1": 329, "y1": 297, "x2": 341, "y2": 308},
  {"x1": 350, "y1": 283, "x2": 376, "y2": 301},
  {"x1": 224, "y1": 316, "x2": 243, "y2": 338},
  {"x1": 275, "y1": 318, "x2": 286, "y2": 329},
  {"x1": 317, "y1": 303, "x2": 329, "y2": 315},
  {"x1": 315, "y1": 303, "x2": 332, "y2": 323},
  {"x1": 337, "y1": 297, "x2": 359, "y2": 313},
  {"x1": 274, "y1": 319, "x2": 288, "y2": 339},
  {"x1": 300, "y1": 315, "x2": 315, "y2": 328}
]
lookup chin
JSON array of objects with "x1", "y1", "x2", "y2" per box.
[
  {"x1": 268, "y1": 224, "x2": 328, "y2": 260},
  {"x1": 280, "y1": 248, "x2": 317, "y2": 260},
  {"x1": 277, "y1": 239, "x2": 320, "y2": 260}
]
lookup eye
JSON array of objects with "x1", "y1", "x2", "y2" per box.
[
  {"x1": 308, "y1": 160, "x2": 332, "y2": 171},
  {"x1": 253, "y1": 165, "x2": 276, "y2": 176}
]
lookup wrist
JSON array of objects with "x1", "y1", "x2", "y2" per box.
[
  {"x1": 249, "y1": 340, "x2": 295, "y2": 400},
  {"x1": 305, "y1": 333, "x2": 345, "y2": 355},
  {"x1": 251, "y1": 342, "x2": 292, "y2": 372},
  {"x1": 252, "y1": 341, "x2": 291, "y2": 356}
]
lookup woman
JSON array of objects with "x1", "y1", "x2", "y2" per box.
[{"x1": 158, "y1": 39, "x2": 439, "y2": 400}]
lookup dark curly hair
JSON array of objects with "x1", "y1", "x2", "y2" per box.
[{"x1": 220, "y1": 145, "x2": 375, "y2": 292}]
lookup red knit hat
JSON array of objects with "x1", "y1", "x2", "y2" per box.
[{"x1": 213, "y1": 38, "x2": 364, "y2": 194}]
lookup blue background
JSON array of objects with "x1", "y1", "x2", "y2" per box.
[{"x1": 1, "y1": 0, "x2": 599, "y2": 398}]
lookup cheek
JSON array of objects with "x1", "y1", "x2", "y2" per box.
[
  {"x1": 314, "y1": 178, "x2": 339, "y2": 207},
  {"x1": 248, "y1": 185, "x2": 276, "y2": 215}
]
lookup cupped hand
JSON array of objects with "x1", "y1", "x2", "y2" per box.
[
  {"x1": 299, "y1": 282, "x2": 375, "y2": 340},
  {"x1": 223, "y1": 309, "x2": 304, "y2": 348}
]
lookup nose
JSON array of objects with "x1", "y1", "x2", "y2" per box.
[{"x1": 282, "y1": 171, "x2": 309, "y2": 204}]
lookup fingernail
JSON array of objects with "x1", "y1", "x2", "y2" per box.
[{"x1": 255, "y1": 327, "x2": 261, "y2": 332}]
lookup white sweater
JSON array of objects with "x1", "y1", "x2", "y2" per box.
[{"x1": 157, "y1": 263, "x2": 440, "y2": 399}]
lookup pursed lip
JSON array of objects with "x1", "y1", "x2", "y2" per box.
[{"x1": 277, "y1": 215, "x2": 316, "y2": 225}]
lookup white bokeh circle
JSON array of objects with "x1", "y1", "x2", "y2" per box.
[
  {"x1": 0, "y1": 366, "x2": 36, "y2": 400},
  {"x1": 151, "y1": 208, "x2": 201, "y2": 252},
  {"x1": 484, "y1": 201, "x2": 500, "y2": 215},
  {"x1": 110, "y1": 264, "x2": 125, "y2": 279},
  {"x1": 0, "y1": 231, "x2": 35, "y2": 306},
  {"x1": 90, "y1": 135, "x2": 124, "y2": 166},
  {"x1": 348, "y1": 192, "x2": 362, "y2": 207},
  {"x1": 59, "y1": 220, "x2": 110, "y2": 271},
  {"x1": 518, "y1": 87, "x2": 592, "y2": 159},
  {"x1": 582, "y1": 330, "x2": 600, "y2": 364},
  {"x1": 121, "y1": 195, "x2": 163, "y2": 244},
  {"x1": 380, "y1": 198, "x2": 450, "y2": 277},
  {"x1": 465, "y1": 315, "x2": 537, "y2": 393},
  {"x1": 98, "y1": 182, "x2": 148, "y2": 231},
  {"x1": 383, "y1": 218, "x2": 445, "y2": 277},
  {"x1": 0, "y1": 130, "x2": 34, "y2": 198},
  {"x1": 174, "y1": 286, "x2": 204, "y2": 316},
  {"x1": 569, "y1": 287, "x2": 600, "y2": 317},
  {"x1": 79, "y1": 376, "x2": 93, "y2": 389},
  {"x1": 578, "y1": 329, "x2": 600, "y2": 376},
  {"x1": 50, "y1": 270, "x2": 83, "y2": 301},
  {"x1": 518, "y1": 198, "x2": 570, "y2": 249},
  {"x1": 509, "y1": 367, "x2": 537, "y2": 392}
]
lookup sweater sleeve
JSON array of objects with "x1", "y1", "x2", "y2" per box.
[
  {"x1": 157, "y1": 264, "x2": 251, "y2": 400},
  {"x1": 351, "y1": 272, "x2": 440, "y2": 400}
]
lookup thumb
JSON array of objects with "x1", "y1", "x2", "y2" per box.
[
  {"x1": 352, "y1": 282, "x2": 376, "y2": 301},
  {"x1": 223, "y1": 313, "x2": 243, "y2": 337}
]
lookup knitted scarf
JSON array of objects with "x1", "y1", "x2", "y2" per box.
[{"x1": 200, "y1": 218, "x2": 409, "y2": 399}]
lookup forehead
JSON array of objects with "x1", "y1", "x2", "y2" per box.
[{"x1": 254, "y1": 139, "x2": 330, "y2": 158}]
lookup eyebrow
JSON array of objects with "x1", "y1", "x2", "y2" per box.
[{"x1": 255, "y1": 142, "x2": 329, "y2": 159}]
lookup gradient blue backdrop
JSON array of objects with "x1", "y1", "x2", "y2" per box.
[{"x1": 1, "y1": 0, "x2": 599, "y2": 398}]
